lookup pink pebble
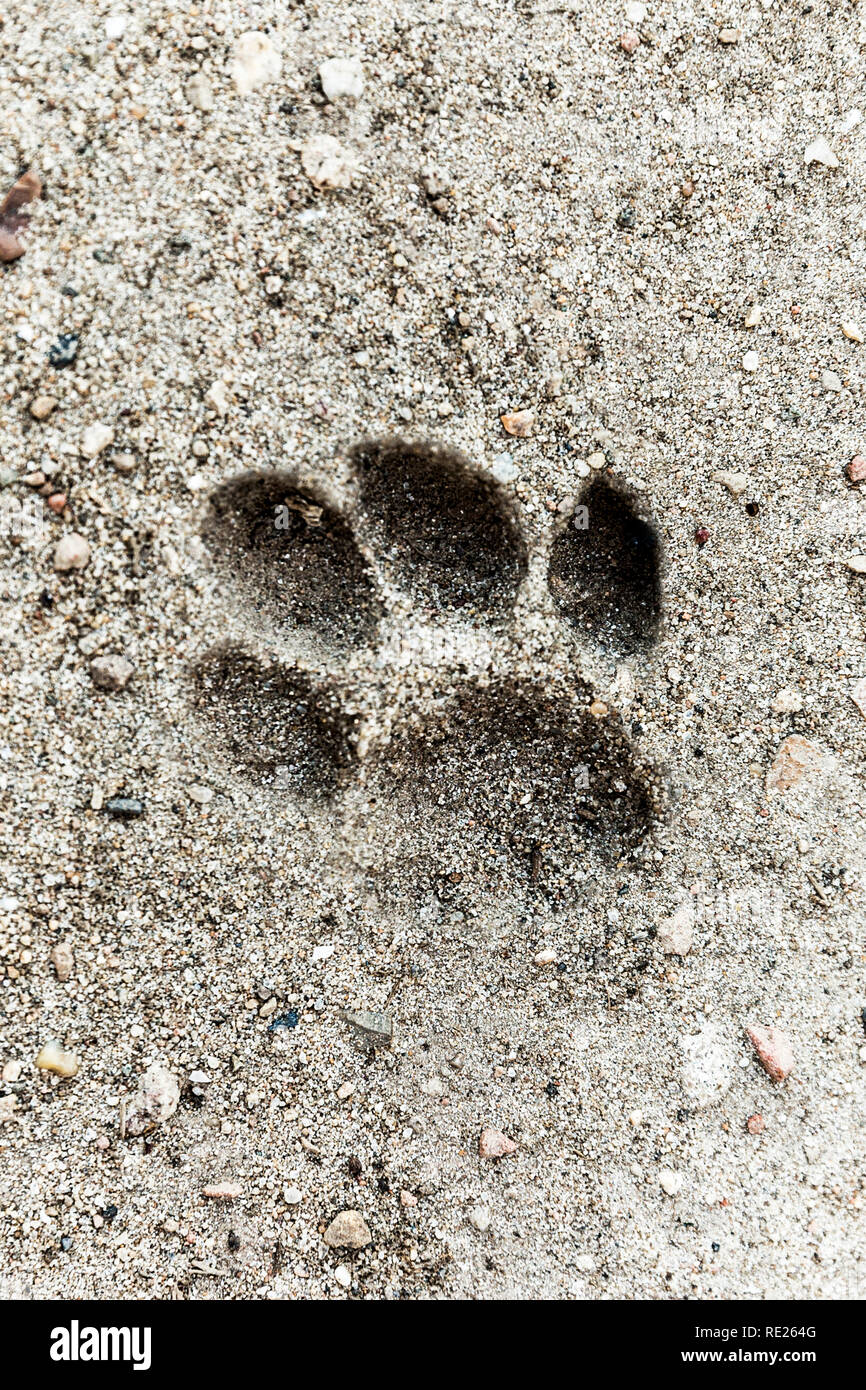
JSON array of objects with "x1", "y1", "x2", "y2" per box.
[
  {"x1": 620, "y1": 31, "x2": 640, "y2": 54},
  {"x1": 479, "y1": 1126, "x2": 517, "y2": 1159},
  {"x1": 746, "y1": 1025, "x2": 794, "y2": 1083}
]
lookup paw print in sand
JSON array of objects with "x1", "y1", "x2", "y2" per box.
[{"x1": 193, "y1": 441, "x2": 664, "y2": 892}]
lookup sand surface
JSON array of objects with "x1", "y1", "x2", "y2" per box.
[{"x1": 0, "y1": 0, "x2": 864, "y2": 1299}]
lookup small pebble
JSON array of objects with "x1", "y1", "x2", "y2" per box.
[
  {"x1": 186, "y1": 73, "x2": 214, "y2": 112},
  {"x1": 744, "y1": 305, "x2": 761, "y2": 328},
  {"x1": 283, "y1": 1185, "x2": 303, "y2": 1205},
  {"x1": 323, "y1": 1210, "x2": 372, "y2": 1249},
  {"x1": 35, "y1": 1041, "x2": 80, "y2": 1078},
  {"x1": 110, "y1": 452, "x2": 137, "y2": 474},
  {"x1": 50, "y1": 942, "x2": 74, "y2": 982},
  {"x1": 188, "y1": 783, "x2": 214, "y2": 805},
  {"x1": 533, "y1": 948, "x2": 557, "y2": 966},
  {"x1": 659, "y1": 1170, "x2": 683, "y2": 1196},
  {"x1": 319, "y1": 56, "x2": 365, "y2": 101},
  {"x1": 842, "y1": 321, "x2": 864, "y2": 344},
  {"x1": 713, "y1": 470, "x2": 749, "y2": 497},
  {"x1": 746, "y1": 1113, "x2": 765, "y2": 1135},
  {"x1": 81, "y1": 423, "x2": 114, "y2": 458},
  {"x1": 718, "y1": 27, "x2": 741, "y2": 44},
  {"x1": 333, "y1": 1265, "x2": 351, "y2": 1288},
  {"x1": 124, "y1": 1063, "x2": 180, "y2": 1136},
  {"x1": 847, "y1": 554, "x2": 866, "y2": 573},
  {"x1": 343, "y1": 1009, "x2": 393, "y2": 1047},
  {"x1": 0, "y1": 1096, "x2": 17, "y2": 1125},
  {"x1": 90, "y1": 655, "x2": 134, "y2": 692},
  {"x1": 479, "y1": 1127, "x2": 517, "y2": 1159},
  {"x1": 765, "y1": 735, "x2": 825, "y2": 793},
  {"x1": 804, "y1": 136, "x2": 839, "y2": 169},
  {"x1": 301, "y1": 134, "x2": 356, "y2": 190},
  {"x1": 847, "y1": 455, "x2": 866, "y2": 484},
  {"x1": 469, "y1": 1204, "x2": 492, "y2": 1232},
  {"x1": 30, "y1": 394, "x2": 58, "y2": 420},
  {"x1": 850, "y1": 678, "x2": 866, "y2": 720},
  {"x1": 745, "y1": 1024, "x2": 794, "y2": 1083},
  {"x1": 231, "y1": 31, "x2": 281, "y2": 95},
  {"x1": 772, "y1": 687, "x2": 803, "y2": 714},
  {"x1": 658, "y1": 904, "x2": 693, "y2": 956},
  {"x1": 47, "y1": 493, "x2": 66, "y2": 514},
  {"x1": 203, "y1": 1183, "x2": 242, "y2": 1201},
  {"x1": 619, "y1": 31, "x2": 640, "y2": 54},
  {"x1": 500, "y1": 408, "x2": 535, "y2": 437},
  {"x1": 53, "y1": 533, "x2": 90, "y2": 572},
  {"x1": 48, "y1": 333, "x2": 78, "y2": 368},
  {"x1": 742, "y1": 350, "x2": 759, "y2": 372},
  {"x1": 821, "y1": 369, "x2": 843, "y2": 392},
  {"x1": 104, "y1": 796, "x2": 145, "y2": 819}
]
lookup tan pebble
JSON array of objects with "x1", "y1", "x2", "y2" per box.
[
  {"x1": 400, "y1": 1190, "x2": 418, "y2": 1208},
  {"x1": 712, "y1": 470, "x2": 749, "y2": 497},
  {"x1": 89, "y1": 654, "x2": 134, "y2": 691},
  {"x1": 765, "y1": 735, "x2": 826, "y2": 793},
  {"x1": 323, "y1": 1209, "x2": 372, "y2": 1249},
  {"x1": 718, "y1": 27, "x2": 741, "y2": 43},
  {"x1": 2, "y1": 1060, "x2": 23, "y2": 1083},
  {"x1": 30, "y1": 395, "x2": 58, "y2": 420},
  {"x1": 842, "y1": 321, "x2": 864, "y2": 343},
  {"x1": 0, "y1": 1096, "x2": 17, "y2": 1124},
  {"x1": 746, "y1": 1024, "x2": 794, "y2": 1082},
  {"x1": 589, "y1": 699, "x2": 608, "y2": 717},
  {"x1": 746, "y1": 1113, "x2": 765, "y2": 1135},
  {"x1": 479, "y1": 1126, "x2": 517, "y2": 1159},
  {"x1": 35, "y1": 1041, "x2": 80, "y2": 1078},
  {"x1": 743, "y1": 305, "x2": 761, "y2": 328},
  {"x1": 203, "y1": 1182, "x2": 242, "y2": 1201},
  {"x1": 50, "y1": 942, "x2": 74, "y2": 982},
  {"x1": 500, "y1": 408, "x2": 535, "y2": 437},
  {"x1": 47, "y1": 493, "x2": 66, "y2": 514},
  {"x1": 110, "y1": 452, "x2": 137, "y2": 474},
  {"x1": 533, "y1": 948, "x2": 557, "y2": 966}
]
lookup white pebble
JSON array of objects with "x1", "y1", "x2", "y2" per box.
[
  {"x1": 231, "y1": 32, "x2": 281, "y2": 95},
  {"x1": 804, "y1": 136, "x2": 839, "y2": 169},
  {"x1": 81, "y1": 423, "x2": 114, "y2": 457},
  {"x1": 319, "y1": 57, "x2": 365, "y2": 102}
]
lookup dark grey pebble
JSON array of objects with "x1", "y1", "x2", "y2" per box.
[
  {"x1": 49, "y1": 333, "x2": 79, "y2": 367},
  {"x1": 104, "y1": 797, "x2": 145, "y2": 820}
]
